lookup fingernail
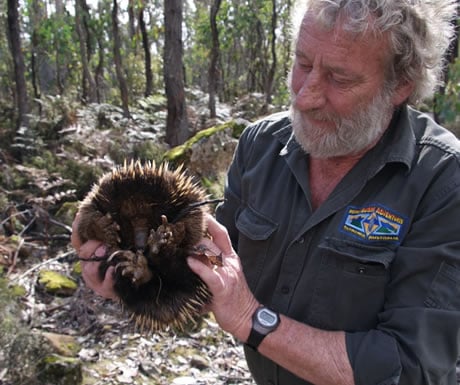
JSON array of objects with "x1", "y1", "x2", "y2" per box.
[{"x1": 95, "y1": 245, "x2": 106, "y2": 257}]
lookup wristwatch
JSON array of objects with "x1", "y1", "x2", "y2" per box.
[{"x1": 246, "y1": 306, "x2": 280, "y2": 350}]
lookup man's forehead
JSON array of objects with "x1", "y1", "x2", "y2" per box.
[
  {"x1": 295, "y1": 15, "x2": 390, "y2": 78},
  {"x1": 298, "y1": 14, "x2": 389, "y2": 57}
]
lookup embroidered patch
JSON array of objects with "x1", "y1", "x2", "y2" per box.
[{"x1": 341, "y1": 205, "x2": 406, "y2": 243}]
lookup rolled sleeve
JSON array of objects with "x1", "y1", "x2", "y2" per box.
[{"x1": 346, "y1": 330, "x2": 401, "y2": 385}]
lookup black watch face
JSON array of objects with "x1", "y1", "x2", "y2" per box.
[{"x1": 257, "y1": 308, "x2": 278, "y2": 327}]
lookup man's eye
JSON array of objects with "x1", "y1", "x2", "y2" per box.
[
  {"x1": 297, "y1": 61, "x2": 312, "y2": 72},
  {"x1": 331, "y1": 75, "x2": 352, "y2": 86}
]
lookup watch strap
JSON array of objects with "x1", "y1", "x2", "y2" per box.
[{"x1": 246, "y1": 326, "x2": 266, "y2": 350}]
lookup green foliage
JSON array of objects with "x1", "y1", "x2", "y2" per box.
[
  {"x1": 201, "y1": 174, "x2": 225, "y2": 200},
  {"x1": 28, "y1": 152, "x2": 103, "y2": 198},
  {"x1": 131, "y1": 141, "x2": 169, "y2": 164},
  {"x1": 435, "y1": 58, "x2": 460, "y2": 127},
  {"x1": 185, "y1": 0, "x2": 293, "y2": 106},
  {"x1": 59, "y1": 159, "x2": 103, "y2": 199},
  {"x1": 33, "y1": 14, "x2": 80, "y2": 94}
]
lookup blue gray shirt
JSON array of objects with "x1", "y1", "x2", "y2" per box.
[{"x1": 216, "y1": 106, "x2": 460, "y2": 385}]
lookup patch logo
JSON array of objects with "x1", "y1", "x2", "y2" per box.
[{"x1": 341, "y1": 205, "x2": 406, "y2": 243}]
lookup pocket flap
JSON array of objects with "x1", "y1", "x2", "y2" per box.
[
  {"x1": 236, "y1": 206, "x2": 278, "y2": 241},
  {"x1": 320, "y1": 237, "x2": 396, "y2": 268}
]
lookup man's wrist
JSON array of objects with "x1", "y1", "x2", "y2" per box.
[{"x1": 232, "y1": 300, "x2": 260, "y2": 343}]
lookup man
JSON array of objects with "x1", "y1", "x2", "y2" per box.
[{"x1": 73, "y1": 1, "x2": 460, "y2": 384}]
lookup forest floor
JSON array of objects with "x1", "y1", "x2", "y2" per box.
[{"x1": 0, "y1": 93, "x2": 266, "y2": 385}]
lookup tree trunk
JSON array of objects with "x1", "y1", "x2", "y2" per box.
[
  {"x1": 112, "y1": 0, "x2": 131, "y2": 118},
  {"x1": 128, "y1": 0, "x2": 136, "y2": 39},
  {"x1": 30, "y1": 0, "x2": 45, "y2": 102},
  {"x1": 264, "y1": 0, "x2": 277, "y2": 109},
  {"x1": 76, "y1": 0, "x2": 97, "y2": 103},
  {"x1": 163, "y1": 0, "x2": 190, "y2": 146},
  {"x1": 95, "y1": 35, "x2": 106, "y2": 103},
  {"x1": 208, "y1": 0, "x2": 222, "y2": 119},
  {"x1": 139, "y1": 4, "x2": 153, "y2": 97},
  {"x1": 7, "y1": 0, "x2": 28, "y2": 128}
]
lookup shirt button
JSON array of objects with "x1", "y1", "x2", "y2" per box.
[
  {"x1": 297, "y1": 237, "x2": 305, "y2": 244},
  {"x1": 357, "y1": 266, "x2": 366, "y2": 274},
  {"x1": 281, "y1": 286, "x2": 290, "y2": 294}
]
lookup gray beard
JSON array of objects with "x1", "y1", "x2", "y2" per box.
[{"x1": 290, "y1": 89, "x2": 394, "y2": 158}]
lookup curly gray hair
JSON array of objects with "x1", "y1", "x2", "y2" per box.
[{"x1": 291, "y1": 0, "x2": 458, "y2": 104}]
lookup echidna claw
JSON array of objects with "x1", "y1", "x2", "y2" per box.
[
  {"x1": 191, "y1": 245, "x2": 223, "y2": 267},
  {"x1": 111, "y1": 250, "x2": 152, "y2": 287}
]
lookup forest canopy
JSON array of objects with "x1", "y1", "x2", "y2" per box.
[{"x1": 1, "y1": 0, "x2": 459, "y2": 147}]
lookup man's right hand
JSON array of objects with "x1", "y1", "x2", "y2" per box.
[{"x1": 71, "y1": 213, "x2": 118, "y2": 300}]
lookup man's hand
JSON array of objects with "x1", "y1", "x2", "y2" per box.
[
  {"x1": 187, "y1": 214, "x2": 259, "y2": 342},
  {"x1": 71, "y1": 213, "x2": 118, "y2": 300}
]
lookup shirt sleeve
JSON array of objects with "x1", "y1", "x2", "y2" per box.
[{"x1": 346, "y1": 169, "x2": 460, "y2": 385}]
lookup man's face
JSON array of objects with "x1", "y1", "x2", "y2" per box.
[{"x1": 289, "y1": 15, "x2": 397, "y2": 158}]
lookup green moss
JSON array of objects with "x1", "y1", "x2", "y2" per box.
[
  {"x1": 72, "y1": 261, "x2": 82, "y2": 276},
  {"x1": 38, "y1": 354, "x2": 82, "y2": 384},
  {"x1": 163, "y1": 120, "x2": 246, "y2": 163},
  {"x1": 10, "y1": 284, "x2": 27, "y2": 297},
  {"x1": 38, "y1": 270, "x2": 78, "y2": 295}
]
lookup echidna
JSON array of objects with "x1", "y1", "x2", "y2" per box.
[{"x1": 76, "y1": 160, "x2": 222, "y2": 331}]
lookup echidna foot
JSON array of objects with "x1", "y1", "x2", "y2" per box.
[
  {"x1": 96, "y1": 212, "x2": 121, "y2": 247},
  {"x1": 147, "y1": 215, "x2": 186, "y2": 255},
  {"x1": 109, "y1": 250, "x2": 152, "y2": 287}
]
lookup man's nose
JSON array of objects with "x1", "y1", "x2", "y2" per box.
[{"x1": 293, "y1": 72, "x2": 326, "y2": 111}]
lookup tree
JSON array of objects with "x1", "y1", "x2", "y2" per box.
[
  {"x1": 75, "y1": 0, "x2": 97, "y2": 103},
  {"x1": 264, "y1": 0, "x2": 277, "y2": 109},
  {"x1": 164, "y1": 0, "x2": 190, "y2": 146},
  {"x1": 139, "y1": 2, "x2": 153, "y2": 97},
  {"x1": 7, "y1": 0, "x2": 28, "y2": 127},
  {"x1": 112, "y1": 0, "x2": 131, "y2": 118},
  {"x1": 208, "y1": 0, "x2": 222, "y2": 119}
]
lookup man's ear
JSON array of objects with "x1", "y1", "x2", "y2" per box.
[{"x1": 391, "y1": 81, "x2": 415, "y2": 106}]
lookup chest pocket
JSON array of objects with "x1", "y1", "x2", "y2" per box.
[
  {"x1": 309, "y1": 237, "x2": 396, "y2": 331},
  {"x1": 235, "y1": 205, "x2": 278, "y2": 292}
]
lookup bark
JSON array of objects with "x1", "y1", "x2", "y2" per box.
[
  {"x1": 30, "y1": 0, "x2": 45, "y2": 101},
  {"x1": 7, "y1": 0, "x2": 28, "y2": 127},
  {"x1": 95, "y1": 35, "x2": 105, "y2": 103},
  {"x1": 112, "y1": 0, "x2": 131, "y2": 118},
  {"x1": 76, "y1": 0, "x2": 97, "y2": 103},
  {"x1": 163, "y1": 0, "x2": 190, "y2": 146},
  {"x1": 264, "y1": 0, "x2": 277, "y2": 109},
  {"x1": 139, "y1": 5, "x2": 153, "y2": 97},
  {"x1": 208, "y1": 0, "x2": 222, "y2": 119},
  {"x1": 128, "y1": 0, "x2": 136, "y2": 39}
]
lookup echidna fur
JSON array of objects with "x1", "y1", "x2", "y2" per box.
[{"x1": 77, "y1": 160, "x2": 215, "y2": 332}]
